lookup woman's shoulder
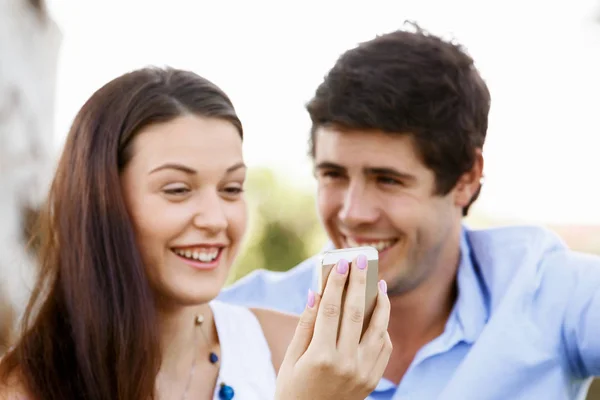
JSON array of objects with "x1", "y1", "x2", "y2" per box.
[
  {"x1": 250, "y1": 308, "x2": 299, "y2": 372},
  {"x1": 0, "y1": 373, "x2": 32, "y2": 400}
]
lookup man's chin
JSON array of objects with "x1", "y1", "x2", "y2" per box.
[{"x1": 383, "y1": 266, "x2": 430, "y2": 296}]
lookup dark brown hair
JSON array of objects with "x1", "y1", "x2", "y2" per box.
[
  {"x1": 306, "y1": 22, "x2": 490, "y2": 215},
  {"x1": 0, "y1": 67, "x2": 242, "y2": 400}
]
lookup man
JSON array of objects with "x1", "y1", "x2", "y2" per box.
[{"x1": 219, "y1": 24, "x2": 600, "y2": 399}]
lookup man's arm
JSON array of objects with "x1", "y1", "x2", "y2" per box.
[
  {"x1": 560, "y1": 251, "x2": 600, "y2": 377},
  {"x1": 218, "y1": 256, "x2": 318, "y2": 315},
  {"x1": 250, "y1": 308, "x2": 299, "y2": 373}
]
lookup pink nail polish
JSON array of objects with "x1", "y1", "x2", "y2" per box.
[
  {"x1": 336, "y1": 259, "x2": 349, "y2": 274},
  {"x1": 307, "y1": 289, "x2": 315, "y2": 308},
  {"x1": 379, "y1": 280, "x2": 387, "y2": 293},
  {"x1": 356, "y1": 254, "x2": 367, "y2": 270}
]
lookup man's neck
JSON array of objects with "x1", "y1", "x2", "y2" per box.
[
  {"x1": 383, "y1": 236, "x2": 462, "y2": 384},
  {"x1": 388, "y1": 271, "x2": 457, "y2": 347}
]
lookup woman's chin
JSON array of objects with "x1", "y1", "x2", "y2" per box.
[
  {"x1": 178, "y1": 286, "x2": 222, "y2": 305},
  {"x1": 155, "y1": 282, "x2": 223, "y2": 309}
]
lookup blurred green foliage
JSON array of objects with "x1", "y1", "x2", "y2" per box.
[{"x1": 227, "y1": 167, "x2": 327, "y2": 283}]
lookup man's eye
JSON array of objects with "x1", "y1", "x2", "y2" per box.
[
  {"x1": 377, "y1": 176, "x2": 400, "y2": 185},
  {"x1": 321, "y1": 170, "x2": 343, "y2": 179}
]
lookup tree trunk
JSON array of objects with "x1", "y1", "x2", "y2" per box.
[{"x1": 0, "y1": 0, "x2": 61, "y2": 352}]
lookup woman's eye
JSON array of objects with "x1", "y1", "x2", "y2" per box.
[
  {"x1": 223, "y1": 186, "x2": 244, "y2": 195},
  {"x1": 162, "y1": 186, "x2": 190, "y2": 196}
]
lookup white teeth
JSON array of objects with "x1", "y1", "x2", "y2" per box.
[
  {"x1": 174, "y1": 248, "x2": 220, "y2": 262},
  {"x1": 346, "y1": 238, "x2": 396, "y2": 252}
]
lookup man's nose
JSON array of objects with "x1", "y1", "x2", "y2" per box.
[{"x1": 337, "y1": 182, "x2": 379, "y2": 227}]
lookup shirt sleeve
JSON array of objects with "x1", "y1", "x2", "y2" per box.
[
  {"x1": 217, "y1": 257, "x2": 317, "y2": 315},
  {"x1": 560, "y1": 251, "x2": 600, "y2": 377}
]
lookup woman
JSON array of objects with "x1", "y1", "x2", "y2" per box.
[{"x1": 0, "y1": 67, "x2": 391, "y2": 400}]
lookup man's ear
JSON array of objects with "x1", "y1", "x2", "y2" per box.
[{"x1": 453, "y1": 149, "x2": 484, "y2": 210}]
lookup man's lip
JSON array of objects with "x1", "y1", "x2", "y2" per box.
[
  {"x1": 339, "y1": 236, "x2": 399, "y2": 257},
  {"x1": 341, "y1": 235, "x2": 399, "y2": 243}
]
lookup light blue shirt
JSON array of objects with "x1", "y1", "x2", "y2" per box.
[{"x1": 218, "y1": 225, "x2": 600, "y2": 399}]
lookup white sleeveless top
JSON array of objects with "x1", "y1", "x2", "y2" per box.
[{"x1": 209, "y1": 300, "x2": 277, "y2": 400}]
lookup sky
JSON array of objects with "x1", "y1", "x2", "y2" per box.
[{"x1": 45, "y1": 0, "x2": 600, "y2": 225}]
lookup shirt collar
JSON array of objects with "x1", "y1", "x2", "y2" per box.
[{"x1": 452, "y1": 228, "x2": 490, "y2": 343}]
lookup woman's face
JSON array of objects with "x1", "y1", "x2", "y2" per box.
[{"x1": 121, "y1": 115, "x2": 247, "y2": 306}]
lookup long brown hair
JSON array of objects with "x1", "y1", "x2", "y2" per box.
[{"x1": 0, "y1": 67, "x2": 243, "y2": 400}]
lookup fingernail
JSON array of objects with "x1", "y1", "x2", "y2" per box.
[
  {"x1": 307, "y1": 289, "x2": 315, "y2": 308},
  {"x1": 379, "y1": 280, "x2": 387, "y2": 293},
  {"x1": 356, "y1": 254, "x2": 367, "y2": 270},
  {"x1": 336, "y1": 259, "x2": 349, "y2": 274}
]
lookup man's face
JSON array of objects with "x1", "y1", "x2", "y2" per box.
[{"x1": 314, "y1": 127, "x2": 478, "y2": 294}]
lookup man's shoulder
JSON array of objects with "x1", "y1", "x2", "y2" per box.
[
  {"x1": 467, "y1": 224, "x2": 565, "y2": 251},
  {"x1": 218, "y1": 255, "x2": 319, "y2": 315},
  {"x1": 466, "y1": 224, "x2": 600, "y2": 307},
  {"x1": 466, "y1": 223, "x2": 599, "y2": 268},
  {"x1": 466, "y1": 224, "x2": 568, "y2": 270}
]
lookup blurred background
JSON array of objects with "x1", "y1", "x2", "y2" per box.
[{"x1": 1, "y1": 0, "x2": 599, "y2": 396}]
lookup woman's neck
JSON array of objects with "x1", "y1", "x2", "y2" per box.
[{"x1": 156, "y1": 302, "x2": 216, "y2": 384}]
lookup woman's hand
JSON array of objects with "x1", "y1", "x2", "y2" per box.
[{"x1": 275, "y1": 254, "x2": 392, "y2": 400}]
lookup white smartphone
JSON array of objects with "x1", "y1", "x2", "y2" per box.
[{"x1": 318, "y1": 246, "x2": 379, "y2": 335}]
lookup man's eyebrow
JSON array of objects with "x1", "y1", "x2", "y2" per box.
[
  {"x1": 314, "y1": 161, "x2": 346, "y2": 171},
  {"x1": 315, "y1": 162, "x2": 416, "y2": 182},
  {"x1": 364, "y1": 167, "x2": 416, "y2": 182}
]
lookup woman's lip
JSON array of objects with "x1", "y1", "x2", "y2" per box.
[
  {"x1": 171, "y1": 244, "x2": 226, "y2": 250},
  {"x1": 172, "y1": 248, "x2": 223, "y2": 270}
]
